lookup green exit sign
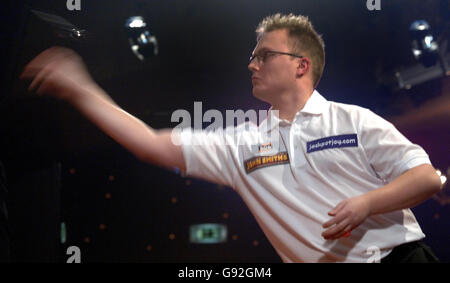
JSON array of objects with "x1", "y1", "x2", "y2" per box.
[{"x1": 189, "y1": 224, "x2": 227, "y2": 244}]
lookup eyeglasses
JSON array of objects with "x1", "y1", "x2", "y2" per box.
[{"x1": 249, "y1": 50, "x2": 303, "y2": 65}]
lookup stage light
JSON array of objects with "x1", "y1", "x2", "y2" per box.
[
  {"x1": 436, "y1": 169, "x2": 447, "y2": 185},
  {"x1": 409, "y1": 20, "x2": 439, "y2": 67},
  {"x1": 441, "y1": 175, "x2": 447, "y2": 185},
  {"x1": 128, "y1": 17, "x2": 146, "y2": 28},
  {"x1": 125, "y1": 16, "x2": 158, "y2": 61},
  {"x1": 388, "y1": 20, "x2": 449, "y2": 90}
]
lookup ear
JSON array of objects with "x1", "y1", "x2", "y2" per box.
[{"x1": 296, "y1": 57, "x2": 310, "y2": 78}]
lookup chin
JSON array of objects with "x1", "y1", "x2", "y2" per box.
[
  {"x1": 252, "y1": 87, "x2": 271, "y2": 104},
  {"x1": 252, "y1": 87, "x2": 262, "y2": 99}
]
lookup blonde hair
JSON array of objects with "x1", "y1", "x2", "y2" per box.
[{"x1": 256, "y1": 13, "x2": 325, "y2": 87}]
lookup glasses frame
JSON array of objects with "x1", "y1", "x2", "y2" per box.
[{"x1": 249, "y1": 50, "x2": 304, "y2": 65}]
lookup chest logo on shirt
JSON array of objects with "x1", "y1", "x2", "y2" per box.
[
  {"x1": 257, "y1": 142, "x2": 273, "y2": 153},
  {"x1": 307, "y1": 134, "x2": 358, "y2": 153},
  {"x1": 244, "y1": 152, "x2": 290, "y2": 174}
]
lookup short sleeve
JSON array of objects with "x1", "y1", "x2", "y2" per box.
[
  {"x1": 359, "y1": 109, "x2": 431, "y2": 183},
  {"x1": 178, "y1": 128, "x2": 239, "y2": 188}
]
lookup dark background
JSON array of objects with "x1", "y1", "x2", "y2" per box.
[{"x1": 0, "y1": 0, "x2": 449, "y2": 262}]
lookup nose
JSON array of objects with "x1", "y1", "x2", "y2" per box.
[{"x1": 248, "y1": 59, "x2": 259, "y2": 73}]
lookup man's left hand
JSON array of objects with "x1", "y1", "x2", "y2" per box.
[{"x1": 322, "y1": 195, "x2": 371, "y2": 240}]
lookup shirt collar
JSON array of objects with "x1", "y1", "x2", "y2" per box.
[
  {"x1": 258, "y1": 90, "x2": 327, "y2": 133},
  {"x1": 301, "y1": 89, "x2": 328, "y2": 115}
]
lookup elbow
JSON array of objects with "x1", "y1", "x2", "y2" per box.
[
  {"x1": 428, "y1": 167, "x2": 444, "y2": 194},
  {"x1": 414, "y1": 164, "x2": 444, "y2": 195}
]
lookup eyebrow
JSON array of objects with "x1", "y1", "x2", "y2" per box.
[{"x1": 253, "y1": 47, "x2": 271, "y2": 55}]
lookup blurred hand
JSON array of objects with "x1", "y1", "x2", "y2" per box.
[
  {"x1": 322, "y1": 195, "x2": 371, "y2": 240},
  {"x1": 20, "y1": 47, "x2": 97, "y2": 102}
]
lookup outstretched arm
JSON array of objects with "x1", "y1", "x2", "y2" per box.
[{"x1": 20, "y1": 47, "x2": 185, "y2": 171}]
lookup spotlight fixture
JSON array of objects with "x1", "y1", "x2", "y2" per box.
[
  {"x1": 409, "y1": 20, "x2": 439, "y2": 67},
  {"x1": 388, "y1": 21, "x2": 450, "y2": 90},
  {"x1": 377, "y1": 0, "x2": 450, "y2": 92},
  {"x1": 125, "y1": 16, "x2": 158, "y2": 61}
]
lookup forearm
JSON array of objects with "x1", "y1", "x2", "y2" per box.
[
  {"x1": 364, "y1": 164, "x2": 442, "y2": 216},
  {"x1": 68, "y1": 84, "x2": 157, "y2": 161},
  {"x1": 20, "y1": 46, "x2": 182, "y2": 166}
]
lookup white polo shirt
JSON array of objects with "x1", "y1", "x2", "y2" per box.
[{"x1": 179, "y1": 90, "x2": 431, "y2": 262}]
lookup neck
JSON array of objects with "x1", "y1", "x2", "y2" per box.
[{"x1": 270, "y1": 87, "x2": 314, "y2": 122}]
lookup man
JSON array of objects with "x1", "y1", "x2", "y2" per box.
[{"x1": 20, "y1": 14, "x2": 442, "y2": 262}]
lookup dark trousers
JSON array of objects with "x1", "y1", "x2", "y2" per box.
[{"x1": 381, "y1": 240, "x2": 440, "y2": 263}]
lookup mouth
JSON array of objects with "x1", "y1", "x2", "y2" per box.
[{"x1": 251, "y1": 76, "x2": 260, "y2": 82}]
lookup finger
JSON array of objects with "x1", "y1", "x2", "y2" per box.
[
  {"x1": 27, "y1": 47, "x2": 72, "y2": 68},
  {"x1": 328, "y1": 201, "x2": 346, "y2": 216},
  {"x1": 36, "y1": 70, "x2": 61, "y2": 95},
  {"x1": 36, "y1": 82, "x2": 49, "y2": 96},
  {"x1": 322, "y1": 219, "x2": 350, "y2": 239},
  {"x1": 323, "y1": 210, "x2": 348, "y2": 228},
  {"x1": 322, "y1": 217, "x2": 336, "y2": 229},
  {"x1": 332, "y1": 225, "x2": 353, "y2": 240},
  {"x1": 21, "y1": 66, "x2": 40, "y2": 80},
  {"x1": 21, "y1": 47, "x2": 73, "y2": 80},
  {"x1": 28, "y1": 67, "x2": 52, "y2": 92}
]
